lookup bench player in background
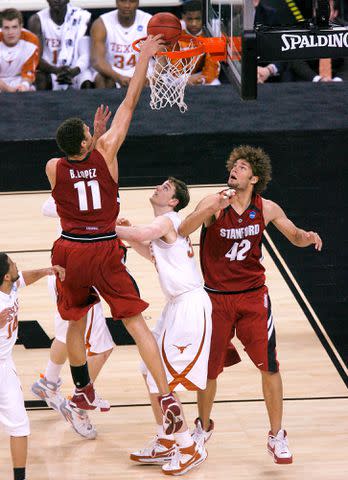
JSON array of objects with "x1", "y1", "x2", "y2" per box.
[
  {"x1": 0, "y1": 253, "x2": 64, "y2": 480},
  {"x1": 91, "y1": 0, "x2": 151, "y2": 88},
  {"x1": 0, "y1": 9, "x2": 39, "y2": 92}
]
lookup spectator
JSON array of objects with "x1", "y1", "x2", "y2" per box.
[
  {"x1": 254, "y1": 0, "x2": 284, "y2": 83},
  {"x1": 0, "y1": 9, "x2": 39, "y2": 93},
  {"x1": 181, "y1": 0, "x2": 220, "y2": 86},
  {"x1": 28, "y1": 0, "x2": 94, "y2": 90},
  {"x1": 284, "y1": 0, "x2": 348, "y2": 82},
  {"x1": 90, "y1": 0, "x2": 151, "y2": 88}
]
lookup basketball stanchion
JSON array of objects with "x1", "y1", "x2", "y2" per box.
[{"x1": 133, "y1": 34, "x2": 226, "y2": 113}]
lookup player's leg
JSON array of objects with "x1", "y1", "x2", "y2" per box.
[
  {"x1": 0, "y1": 361, "x2": 30, "y2": 480},
  {"x1": 10, "y1": 436, "x2": 27, "y2": 479},
  {"x1": 236, "y1": 286, "x2": 293, "y2": 464},
  {"x1": 130, "y1": 375, "x2": 176, "y2": 465},
  {"x1": 193, "y1": 292, "x2": 236, "y2": 444}
]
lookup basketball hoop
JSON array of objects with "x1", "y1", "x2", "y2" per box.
[{"x1": 133, "y1": 35, "x2": 226, "y2": 113}]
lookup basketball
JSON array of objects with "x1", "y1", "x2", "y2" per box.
[{"x1": 147, "y1": 12, "x2": 182, "y2": 44}]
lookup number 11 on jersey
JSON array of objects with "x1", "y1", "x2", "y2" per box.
[{"x1": 74, "y1": 180, "x2": 102, "y2": 211}]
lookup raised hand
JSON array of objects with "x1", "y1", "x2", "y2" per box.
[
  {"x1": 140, "y1": 34, "x2": 166, "y2": 58},
  {"x1": 93, "y1": 104, "x2": 112, "y2": 138}
]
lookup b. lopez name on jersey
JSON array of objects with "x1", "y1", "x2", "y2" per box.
[
  {"x1": 69, "y1": 168, "x2": 97, "y2": 180},
  {"x1": 220, "y1": 224, "x2": 260, "y2": 240}
]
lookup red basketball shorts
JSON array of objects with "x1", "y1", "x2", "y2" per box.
[
  {"x1": 207, "y1": 285, "x2": 279, "y2": 379},
  {"x1": 51, "y1": 237, "x2": 148, "y2": 321}
]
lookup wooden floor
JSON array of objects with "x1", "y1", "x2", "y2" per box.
[{"x1": 0, "y1": 187, "x2": 347, "y2": 479}]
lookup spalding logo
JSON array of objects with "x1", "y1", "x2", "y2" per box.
[{"x1": 249, "y1": 211, "x2": 256, "y2": 219}]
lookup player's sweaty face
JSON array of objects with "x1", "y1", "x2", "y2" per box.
[
  {"x1": 151, "y1": 181, "x2": 175, "y2": 205},
  {"x1": 228, "y1": 159, "x2": 254, "y2": 189}
]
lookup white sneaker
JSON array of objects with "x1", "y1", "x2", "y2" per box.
[
  {"x1": 267, "y1": 429, "x2": 293, "y2": 464},
  {"x1": 191, "y1": 417, "x2": 214, "y2": 445},
  {"x1": 162, "y1": 442, "x2": 207, "y2": 476},
  {"x1": 130, "y1": 436, "x2": 176, "y2": 464},
  {"x1": 31, "y1": 375, "x2": 65, "y2": 412},
  {"x1": 60, "y1": 399, "x2": 97, "y2": 440}
]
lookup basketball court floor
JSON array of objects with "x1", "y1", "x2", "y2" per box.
[{"x1": 0, "y1": 187, "x2": 347, "y2": 479}]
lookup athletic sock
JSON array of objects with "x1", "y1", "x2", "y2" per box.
[
  {"x1": 13, "y1": 467, "x2": 25, "y2": 480},
  {"x1": 157, "y1": 424, "x2": 174, "y2": 440},
  {"x1": 70, "y1": 363, "x2": 90, "y2": 388},
  {"x1": 174, "y1": 429, "x2": 194, "y2": 448},
  {"x1": 44, "y1": 359, "x2": 63, "y2": 384}
]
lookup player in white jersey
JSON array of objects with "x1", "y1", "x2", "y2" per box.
[
  {"x1": 0, "y1": 252, "x2": 64, "y2": 480},
  {"x1": 31, "y1": 193, "x2": 114, "y2": 440},
  {"x1": 0, "y1": 9, "x2": 39, "y2": 92},
  {"x1": 91, "y1": 0, "x2": 151, "y2": 88},
  {"x1": 28, "y1": 0, "x2": 94, "y2": 90},
  {"x1": 115, "y1": 177, "x2": 211, "y2": 476}
]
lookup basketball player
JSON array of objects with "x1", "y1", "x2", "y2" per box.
[
  {"x1": 45, "y1": 35, "x2": 184, "y2": 438},
  {"x1": 115, "y1": 177, "x2": 211, "y2": 475},
  {"x1": 179, "y1": 145, "x2": 323, "y2": 464},
  {"x1": 28, "y1": 0, "x2": 94, "y2": 90},
  {"x1": 0, "y1": 252, "x2": 64, "y2": 480},
  {"x1": 0, "y1": 9, "x2": 39, "y2": 92},
  {"x1": 91, "y1": 0, "x2": 152, "y2": 88}
]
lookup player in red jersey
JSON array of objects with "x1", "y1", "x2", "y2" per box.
[
  {"x1": 45, "y1": 35, "x2": 185, "y2": 437},
  {"x1": 179, "y1": 145, "x2": 322, "y2": 464}
]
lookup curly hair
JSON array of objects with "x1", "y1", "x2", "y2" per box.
[
  {"x1": 226, "y1": 145, "x2": 272, "y2": 194},
  {"x1": 56, "y1": 117, "x2": 85, "y2": 156}
]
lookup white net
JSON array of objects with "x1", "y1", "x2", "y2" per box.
[{"x1": 147, "y1": 40, "x2": 203, "y2": 113}]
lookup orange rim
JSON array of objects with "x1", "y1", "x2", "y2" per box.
[{"x1": 132, "y1": 34, "x2": 205, "y2": 59}]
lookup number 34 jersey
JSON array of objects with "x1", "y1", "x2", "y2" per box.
[
  {"x1": 100, "y1": 9, "x2": 151, "y2": 78},
  {"x1": 200, "y1": 194, "x2": 266, "y2": 292},
  {"x1": 52, "y1": 150, "x2": 119, "y2": 235}
]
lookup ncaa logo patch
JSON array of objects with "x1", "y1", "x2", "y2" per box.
[
  {"x1": 137, "y1": 25, "x2": 143, "y2": 31},
  {"x1": 249, "y1": 211, "x2": 256, "y2": 220}
]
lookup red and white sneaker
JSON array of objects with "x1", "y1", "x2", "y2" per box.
[
  {"x1": 191, "y1": 417, "x2": 214, "y2": 446},
  {"x1": 69, "y1": 383, "x2": 110, "y2": 412},
  {"x1": 158, "y1": 393, "x2": 183, "y2": 435},
  {"x1": 267, "y1": 429, "x2": 293, "y2": 464},
  {"x1": 130, "y1": 436, "x2": 176, "y2": 464},
  {"x1": 162, "y1": 441, "x2": 207, "y2": 476}
]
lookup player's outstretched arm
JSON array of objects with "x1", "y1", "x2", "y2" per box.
[
  {"x1": 96, "y1": 35, "x2": 165, "y2": 172},
  {"x1": 116, "y1": 218, "x2": 151, "y2": 260},
  {"x1": 116, "y1": 216, "x2": 172, "y2": 243},
  {"x1": 179, "y1": 189, "x2": 235, "y2": 237},
  {"x1": 264, "y1": 199, "x2": 323, "y2": 251},
  {"x1": 22, "y1": 265, "x2": 65, "y2": 286}
]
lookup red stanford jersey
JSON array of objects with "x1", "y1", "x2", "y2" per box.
[
  {"x1": 200, "y1": 194, "x2": 266, "y2": 292},
  {"x1": 52, "y1": 150, "x2": 119, "y2": 235}
]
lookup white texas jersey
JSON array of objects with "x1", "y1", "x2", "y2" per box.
[
  {"x1": 0, "y1": 29, "x2": 39, "y2": 83},
  {"x1": 37, "y1": 7, "x2": 90, "y2": 67},
  {"x1": 150, "y1": 212, "x2": 202, "y2": 299},
  {"x1": 100, "y1": 9, "x2": 151, "y2": 77},
  {"x1": 0, "y1": 273, "x2": 25, "y2": 361}
]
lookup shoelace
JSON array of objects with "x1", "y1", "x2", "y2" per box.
[
  {"x1": 276, "y1": 436, "x2": 289, "y2": 453},
  {"x1": 138, "y1": 436, "x2": 162, "y2": 455}
]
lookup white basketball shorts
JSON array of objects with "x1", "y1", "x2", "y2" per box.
[
  {"x1": 48, "y1": 276, "x2": 113, "y2": 355},
  {"x1": 0, "y1": 357, "x2": 30, "y2": 436},
  {"x1": 141, "y1": 288, "x2": 212, "y2": 393}
]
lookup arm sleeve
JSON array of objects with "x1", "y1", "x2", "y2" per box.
[
  {"x1": 20, "y1": 30, "x2": 40, "y2": 83},
  {"x1": 202, "y1": 54, "x2": 220, "y2": 84},
  {"x1": 42, "y1": 195, "x2": 58, "y2": 218}
]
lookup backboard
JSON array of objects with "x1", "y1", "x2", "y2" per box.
[{"x1": 204, "y1": 0, "x2": 257, "y2": 100}]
